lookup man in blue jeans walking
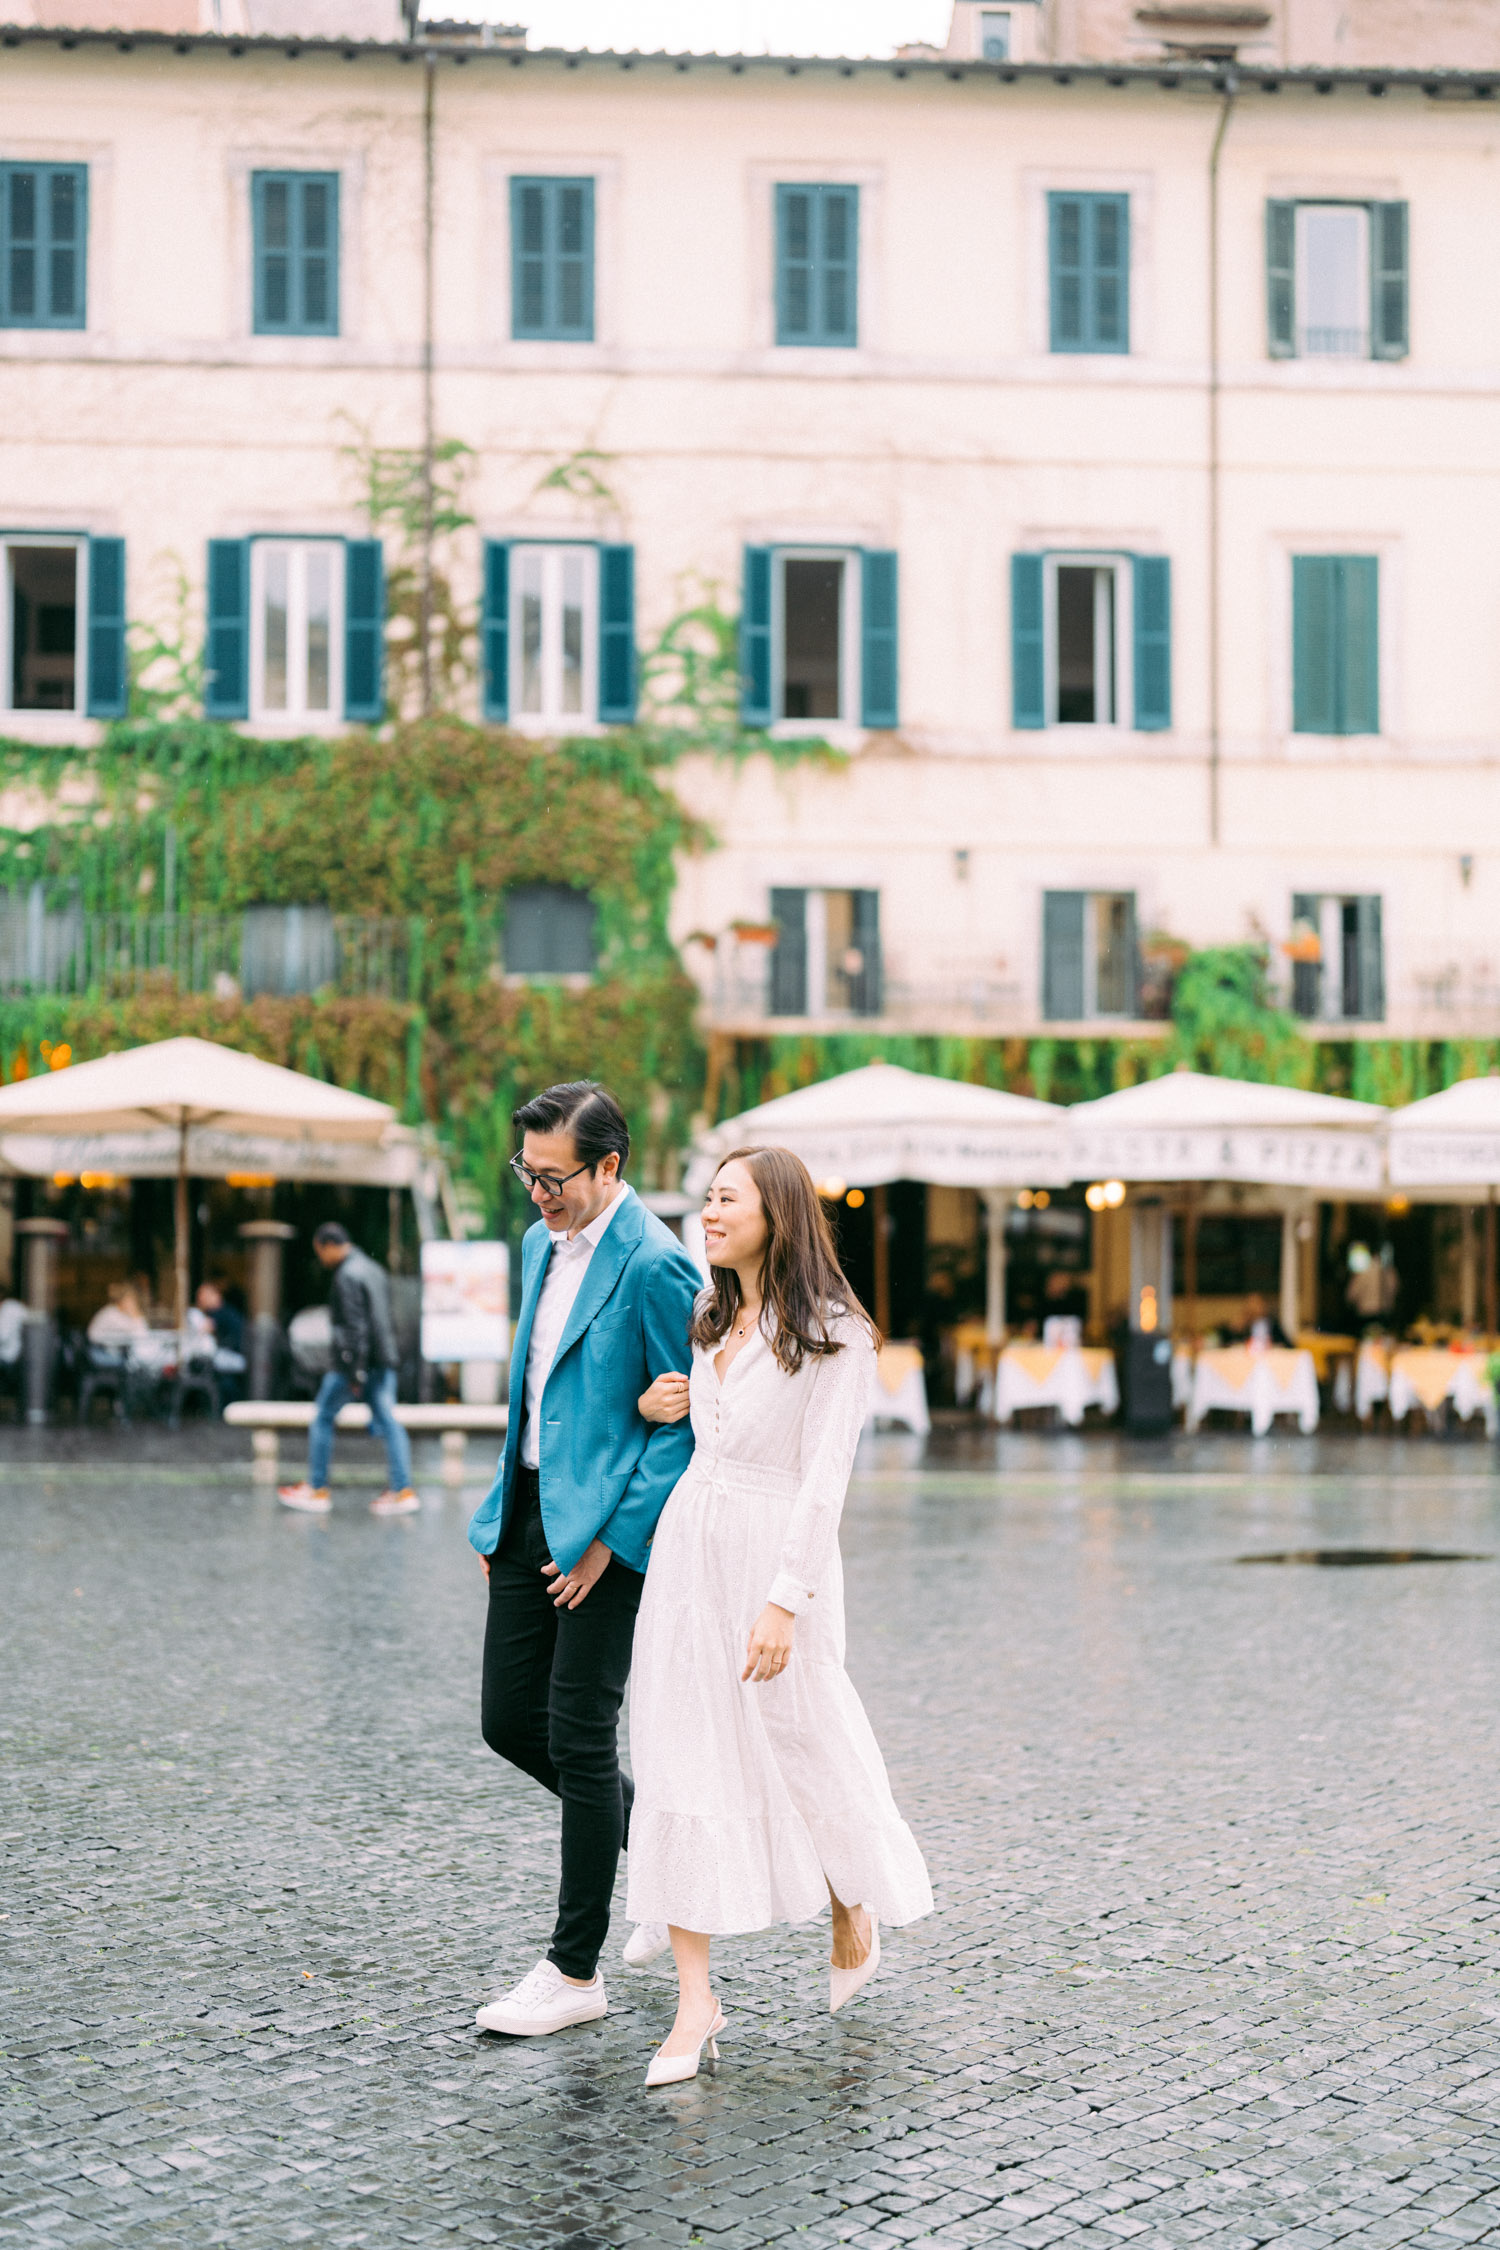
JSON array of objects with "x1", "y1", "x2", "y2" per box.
[{"x1": 278, "y1": 1223, "x2": 418, "y2": 1517}]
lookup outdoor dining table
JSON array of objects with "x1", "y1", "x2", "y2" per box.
[
  {"x1": 993, "y1": 1342, "x2": 1119, "y2": 1427},
  {"x1": 1184, "y1": 1344, "x2": 1320, "y2": 1436},
  {"x1": 1386, "y1": 1346, "x2": 1496, "y2": 1435},
  {"x1": 865, "y1": 1342, "x2": 931, "y2": 1436}
]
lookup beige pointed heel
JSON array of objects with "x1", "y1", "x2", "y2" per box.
[
  {"x1": 644, "y1": 2006, "x2": 726, "y2": 2088},
  {"x1": 830, "y1": 1912, "x2": 880, "y2": 2014}
]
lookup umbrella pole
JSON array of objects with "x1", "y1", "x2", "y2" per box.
[
  {"x1": 175, "y1": 1119, "x2": 190, "y2": 1333},
  {"x1": 872, "y1": 1183, "x2": 891, "y2": 1341}
]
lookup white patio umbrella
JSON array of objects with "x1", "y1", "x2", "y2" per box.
[
  {"x1": 1387, "y1": 1074, "x2": 1500, "y2": 1189},
  {"x1": 0, "y1": 1037, "x2": 396, "y2": 1327},
  {"x1": 684, "y1": 1062, "x2": 1067, "y2": 1337},
  {"x1": 1066, "y1": 1068, "x2": 1388, "y2": 1340}
]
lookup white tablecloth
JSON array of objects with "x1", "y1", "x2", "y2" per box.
[
  {"x1": 865, "y1": 1343, "x2": 930, "y2": 1436},
  {"x1": 994, "y1": 1344, "x2": 1119, "y2": 1427},
  {"x1": 1186, "y1": 1346, "x2": 1320, "y2": 1437},
  {"x1": 1387, "y1": 1349, "x2": 1496, "y2": 1436},
  {"x1": 1355, "y1": 1342, "x2": 1391, "y2": 1421}
]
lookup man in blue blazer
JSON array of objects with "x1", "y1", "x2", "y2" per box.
[{"x1": 469, "y1": 1081, "x2": 700, "y2": 2040}]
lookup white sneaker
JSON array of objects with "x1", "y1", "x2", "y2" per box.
[
  {"x1": 277, "y1": 1483, "x2": 331, "y2": 1513},
  {"x1": 371, "y1": 1488, "x2": 421, "y2": 1516},
  {"x1": 475, "y1": 1958, "x2": 608, "y2": 2038},
  {"x1": 622, "y1": 1921, "x2": 672, "y2": 1971}
]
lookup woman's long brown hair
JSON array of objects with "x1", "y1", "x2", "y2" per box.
[{"x1": 690, "y1": 1145, "x2": 880, "y2": 1374}]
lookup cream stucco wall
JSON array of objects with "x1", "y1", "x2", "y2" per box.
[{"x1": 3, "y1": 40, "x2": 1499, "y2": 1033}]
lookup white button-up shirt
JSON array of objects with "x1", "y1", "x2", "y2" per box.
[{"x1": 520, "y1": 1185, "x2": 629, "y2": 1470}]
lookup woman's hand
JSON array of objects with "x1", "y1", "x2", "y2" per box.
[
  {"x1": 639, "y1": 1371, "x2": 691, "y2": 1424},
  {"x1": 742, "y1": 1602, "x2": 795, "y2": 1683}
]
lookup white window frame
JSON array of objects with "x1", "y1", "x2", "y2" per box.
[
  {"x1": 508, "y1": 542, "x2": 600, "y2": 735},
  {"x1": 979, "y1": 10, "x2": 1012, "y2": 58},
  {"x1": 771, "y1": 547, "x2": 859, "y2": 737},
  {"x1": 1294, "y1": 202, "x2": 1371, "y2": 361},
  {"x1": 0, "y1": 534, "x2": 85, "y2": 720},
  {"x1": 248, "y1": 537, "x2": 345, "y2": 729},
  {"x1": 1084, "y1": 891, "x2": 1135, "y2": 1019},
  {"x1": 1044, "y1": 552, "x2": 1133, "y2": 730}
]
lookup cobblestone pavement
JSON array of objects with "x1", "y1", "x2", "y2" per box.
[{"x1": 6, "y1": 1426, "x2": 1500, "y2": 2248}]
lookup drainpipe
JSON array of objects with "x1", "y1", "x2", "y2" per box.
[
  {"x1": 1206, "y1": 73, "x2": 1237, "y2": 847},
  {"x1": 419, "y1": 46, "x2": 437, "y2": 719}
]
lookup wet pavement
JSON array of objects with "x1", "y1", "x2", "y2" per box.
[{"x1": 5, "y1": 1425, "x2": 1500, "y2": 2247}]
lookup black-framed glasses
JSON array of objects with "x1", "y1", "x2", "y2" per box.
[{"x1": 510, "y1": 1153, "x2": 592, "y2": 1197}]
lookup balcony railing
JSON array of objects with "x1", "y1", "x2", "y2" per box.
[
  {"x1": 0, "y1": 907, "x2": 414, "y2": 1002},
  {"x1": 706, "y1": 953, "x2": 1030, "y2": 1031}
]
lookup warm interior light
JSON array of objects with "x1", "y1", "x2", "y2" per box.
[
  {"x1": 1104, "y1": 1179, "x2": 1126, "y2": 1208},
  {"x1": 845, "y1": 1188, "x2": 866, "y2": 1208},
  {"x1": 1085, "y1": 1182, "x2": 1107, "y2": 1211},
  {"x1": 1138, "y1": 1284, "x2": 1159, "y2": 1333},
  {"x1": 1033, "y1": 1189, "x2": 1051, "y2": 1209},
  {"x1": 817, "y1": 1176, "x2": 847, "y2": 1201},
  {"x1": 1017, "y1": 1188, "x2": 1035, "y2": 1209},
  {"x1": 78, "y1": 1173, "x2": 123, "y2": 1191},
  {"x1": 1385, "y1": 1195, "x2": 1411, "y2": 1216},
  {"x1": 52, "y1": 1174, "x2": 78, "y2": 1188},
  {"x1": 227, "y1": 1174, "x2": 277, "y2": 1189}
]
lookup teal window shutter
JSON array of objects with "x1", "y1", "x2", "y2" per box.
[
  {"x1": 1266, "y1": 200, "x2": 1296, "y2": 358},
  {"x1": 1341, "y1": 555, "x2": 1380, "y2": 734},
  {"x1": 769, "y1": 888, "x2": 808, "y2": 1014},
  {"x1": 482, "y1": 541, "x2": 510, "y2": 721},
  {"x1": 204, "y1": 539, "x2": 249, "y2": 719},
  {"x1": 85, "y1": 537, "x2": 127, "y2": 720},
  {"x1": 740, "y1": 547, "x2": 773, "y2": 725},
  {"x1": 252, "y1": 172, "x2": 339, "y2": 336},
  {"x1": 860, "y1": 550, "x2": 899, "y2": 728},
  {"x1": 1354, "y1": 895, "x2": 1384, "y2": 1019},
  {"x1": 1011, "y1": 554, "x2": 1046, "y2": 728},
  {"x1": 597, "y1": 544, "x2": 636, "y2": 723},
  {"x1": 510, "y1": 178, "x2": 595, "y2": 341},
  {"x1": 0, "y1": 163, "x2": 87, "y2": 329},
  {"x1": 851, "y1": 888, "x2": 882, "y2": 1015},
  {"x1": 1042, "y1": 892, "x2": 1087, "y2": 1020},
  {"x1": 1371, "y1": 201, "x2": 1408, "y2": 361},
  {"x1": 1131, "y1": 555, "x2": 1171, "y2": 731},
  {"x1": 343, "y1": 540, "x2": 384, "y2": 723},
  {"x1": 1049, "y1": 192, "x2": 1128, "y2": 354},
  {"x1": 775, "y1": 184, "x2": 858, "y2": 347},
  {"x1": 1293, "y1": 555, "x2": 1379, "y2": 736}
]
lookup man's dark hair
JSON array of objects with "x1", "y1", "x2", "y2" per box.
[
  {"x1": 513, "y1": 1081, "x2": 630, "y2": 1174},
  {"x1": 313, "y1": 1222, "x2": 351, "y2": 1249}
]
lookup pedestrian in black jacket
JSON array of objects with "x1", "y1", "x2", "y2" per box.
[{"x1": 278, "y1": 1223, "x2": 417, "y2": 1516}]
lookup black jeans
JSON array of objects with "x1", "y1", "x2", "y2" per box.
[{"x1": 480, "y1": 1466, "x2": 644, "y2": 1981}]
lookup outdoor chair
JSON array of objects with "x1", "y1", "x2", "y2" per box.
[
  {"x1": 78, "y1": 1343, "x2": 134, "y2": 1426},
  {"x1": 169, "y1": 1345, "x2": 220, "y2": 1430}
]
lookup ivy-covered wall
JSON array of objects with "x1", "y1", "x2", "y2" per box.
[{"x1": 0, "y1": 718, "x2": 704, "y2": 1237}]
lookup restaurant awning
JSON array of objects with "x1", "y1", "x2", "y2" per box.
[
  {"x1": 683, "y1": 1062, "x2": 1067, "y2": 1195},
  {"x1": 1065, "y1": 1070, "x2": 1387, "y2": 1189},
  {"x1": 1387, "y1": 1075, "x2": 1500, "y2": 1188}
]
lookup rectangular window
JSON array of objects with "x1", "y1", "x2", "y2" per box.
[
  {"x1": 1048, "y1": 191, "x2": 1129, "y2": 354},
  {"x1": 249, "y1": 540, "x2": 344, "y2": 725},
  {"x1": 1289, "y1": 892, "x2": 1384, "y2": 1022},
  {"x1": 3, "y1": 540, "x2": 81, "y2": 712},
  {"x1": 510, "y1": 545, "x2": 598, "y2": 728},
  {"x1": 503, "y1": 883, "x2": 597, "y2": 978},
  {"x1": 241, "y1": 904, "x2": 339, "y2": 998},
  {"x1": 511, "y1": 177, "x2": 595, "y2": 341},
  {"x1": 0, "y1": 164, "x2": 87, "y2": 329},
  {"x1": 1042, "y1": 890, "x2": 1139, "y2": 1020},
  {"x1": 775, "y1": 184, "x2": 859, "y2": 348},
  {"x1": 768, "y1": 887, "x2": 881, "y2": 1017},
  {"x1": 1292, "y1": 554, "x2": 1379, "y2": 735},
  {"x1": 252, "y1": 172, "x2": 339, "y2": 336},
  {"x1": 781, "y1": 554, "x2": 847, "y2": 720},
  {"x1": 1267, "y1": 199, "x2": 1407, "y2": 361},
  {"x1": 980, "y1": 10, "x2": 1012, "y2": 56}
]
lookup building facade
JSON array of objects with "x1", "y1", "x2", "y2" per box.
[{"x1": 4, "y1": 0, "x2": 1500, "y2": 1056}]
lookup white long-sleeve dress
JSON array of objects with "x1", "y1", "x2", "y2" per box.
[{"x1": 626, "y1": 1308, "x2": 933, "y2": 1936}]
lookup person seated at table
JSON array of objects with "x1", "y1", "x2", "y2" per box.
[
  {"x1": 1042, "y1": 1269, "x2": 1090, "y2": 1326},
  {"x1": 188, "y1": 1279, "x2": 249, "y2": 1400},
  {"x1": 87, "y1": 1281, "x2": 150, "y2": 1347},
  {"x1": 1225, "y1": 1292, "x2": 1291, "y2": 1349}
]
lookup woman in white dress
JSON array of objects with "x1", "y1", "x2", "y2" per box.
[{"x1": 626, "y1": 1145, "x2": 932, "y2": 2088}]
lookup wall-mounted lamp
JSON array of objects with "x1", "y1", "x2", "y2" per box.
[
  {"x1": 1461, "y1": 854, "x2": 1475, "y2": 888},
  {"x1": 954, "y1": 849, "x2": 970, "y2": 880}
]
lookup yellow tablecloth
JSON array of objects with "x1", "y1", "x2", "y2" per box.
[
  {"x1": 876, "y1": 1343, "x2": 925, "y2": 1397},
  {"x1": 995, "y1": 1344, "x2": 1118, "y2": 1427},
  {"x1": 1187, "y1": 1346, "x2": 1320, "y2": 1436}
]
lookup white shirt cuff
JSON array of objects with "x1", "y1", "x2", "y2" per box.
[{"x1": 767, "y1": 1571, "x2": 814, "y2": 1617}]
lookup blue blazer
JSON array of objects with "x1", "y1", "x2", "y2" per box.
[{"x1": 467, "y1": 1187, "x2": 701, "y2": 1577}]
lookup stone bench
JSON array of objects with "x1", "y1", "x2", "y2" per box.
[{"x1": 223, "y1": 1400, "x2": 508, "y2": 1487}]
